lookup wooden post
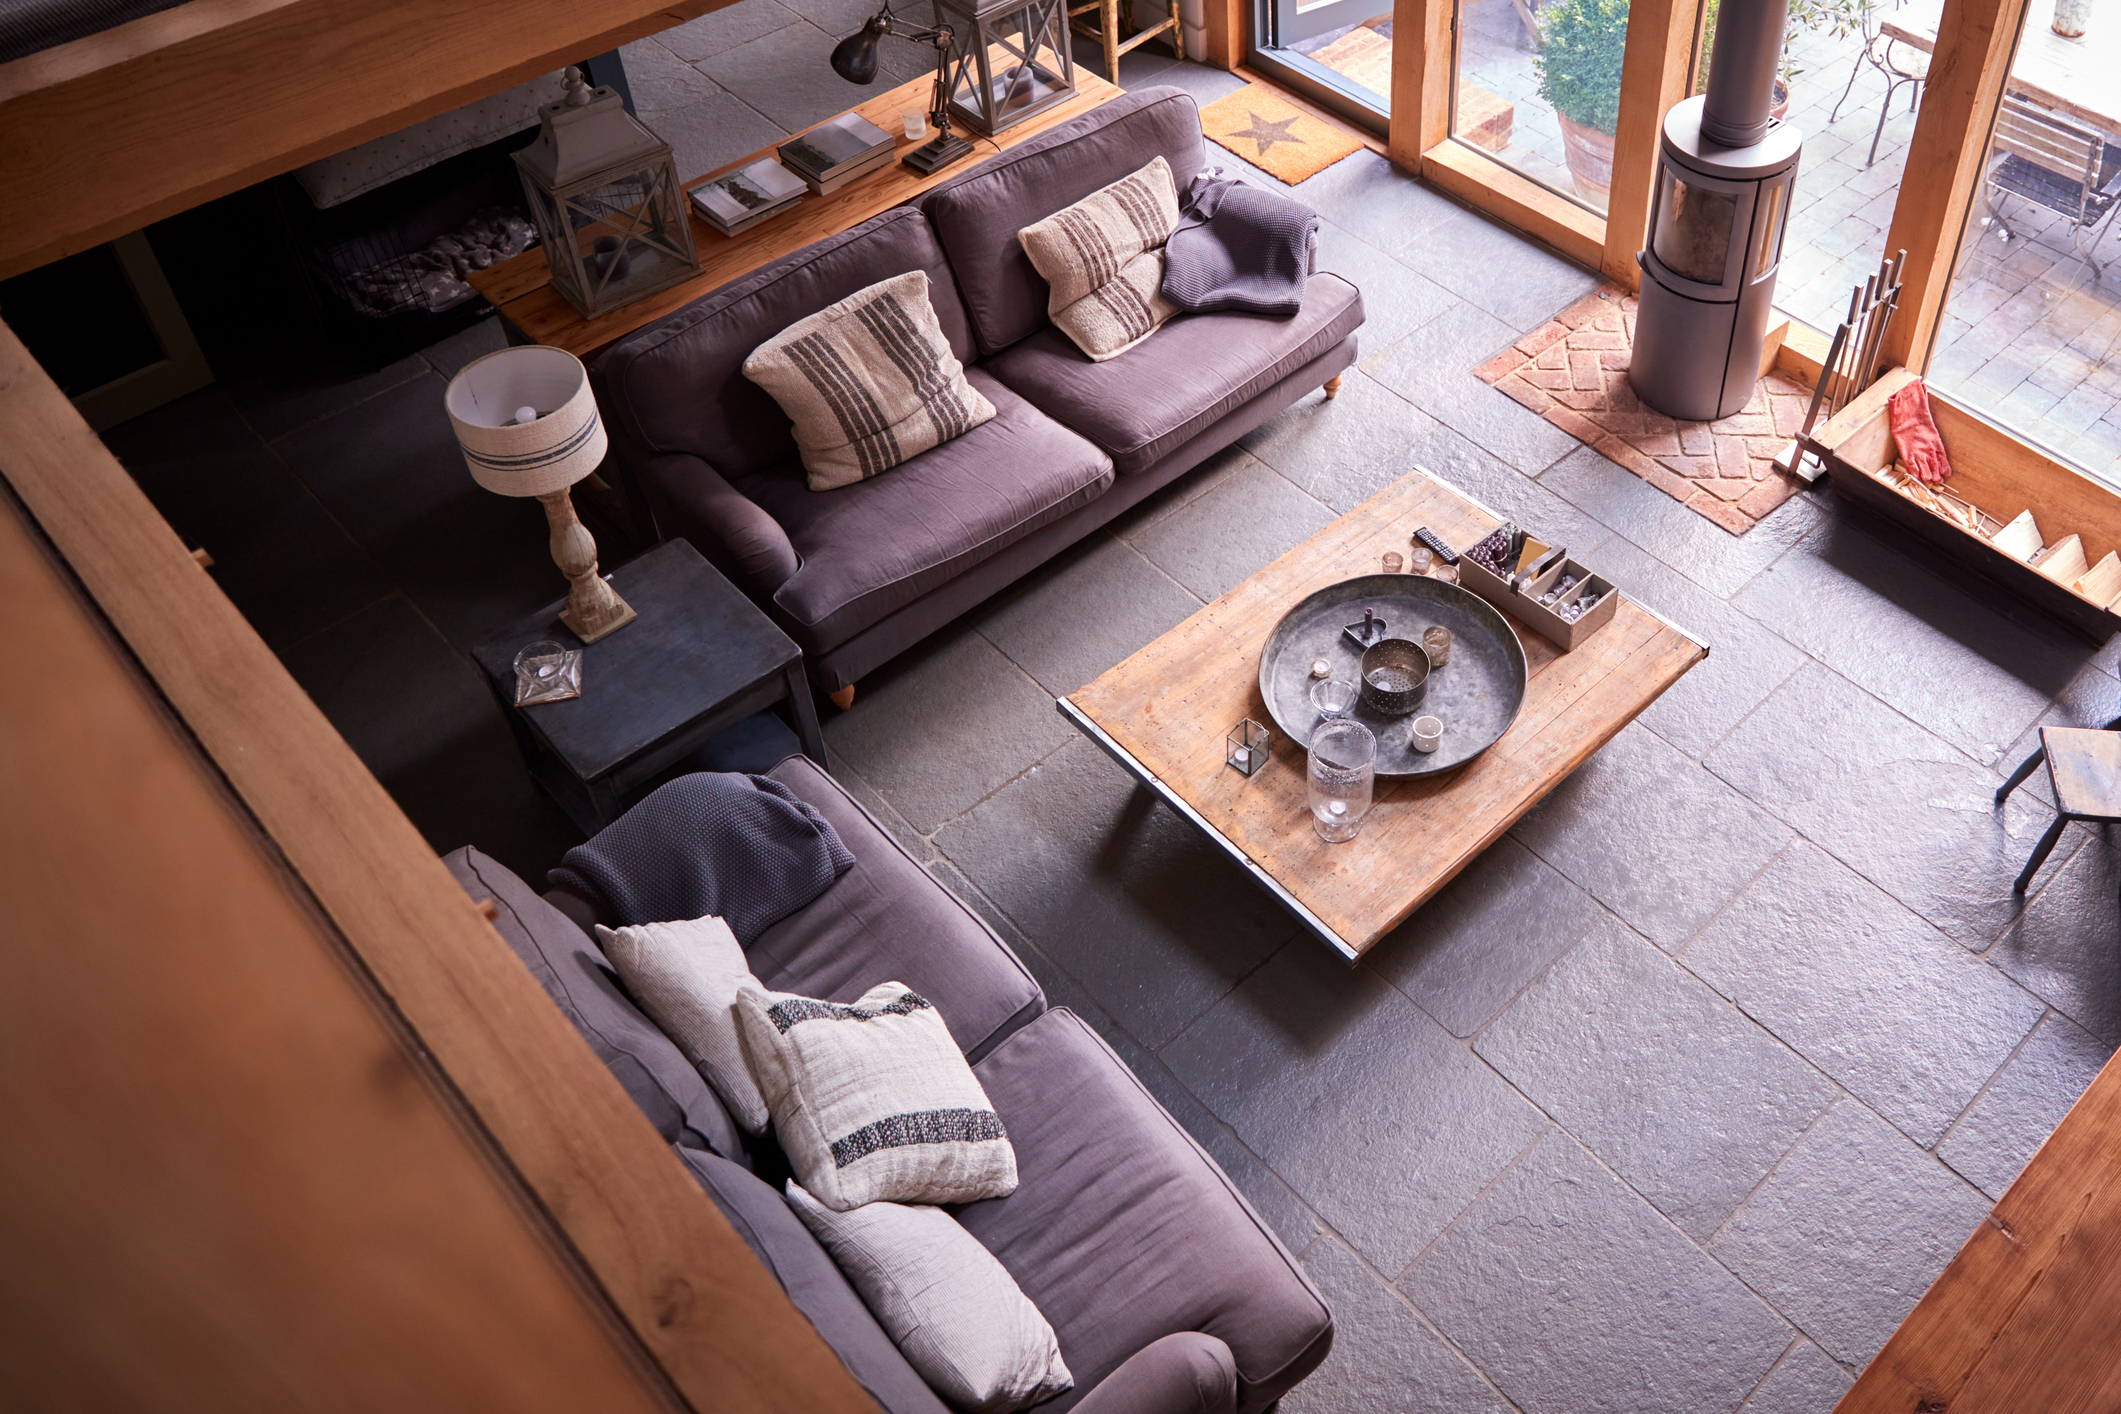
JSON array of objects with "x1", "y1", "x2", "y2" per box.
[
  {"x1": 1878, "y1": 0, "x2": 2030, "y2": 372},
  {"x1": 1387, "y1": 0, "x2": 1453, "y2": 172},
  {"x1": 1202, "y1": 0, "x2": 1245, "y2": 68},
  {"x1": 1602, "y1": 0, "x2": 1700, "y2": 289}
]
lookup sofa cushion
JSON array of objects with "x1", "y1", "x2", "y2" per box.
[
  {"x1": 961, "y1": 1009, "x2": 1332, "y2": 1414},
  {"x1": 733, "y1": 368, "x2": 1112, "y2": 650},
  {"x1": 443, "y1": 847, "x2": 744, "y2": 1160},
  {"x1": 759, "y1": 756, "x2": 1044, "y2": 1064},
  {"x1": 985, "y1": 271, "x2": 1365, "y2": 476},
  {"x1": 596, "y1": 915, "x2": 771, "y2": 1134},
  {"x1": 736, "y1": 978, "x2": 1019, "y2": 1210},
  {"x1": 922, "y1": 87, "x2": 1206, "y2": 357},
  {"x1": 591, "y1": 206, "x2": 975, "y2": 481},
  {"x1": 676, "y1": 1144, "x2": 949, "y2": 1414},
  {"x1": 742, "y1": 270, "x2": 997, "y2": 492},
  {"x1": 1017, "y1": 155, "x2": 1181, "y2": 361},
  {"x1": 785, "y1": 1182, "x2": 1072, "y2": 1413}
]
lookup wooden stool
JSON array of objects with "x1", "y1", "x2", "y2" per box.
[
  {"x1": 1068, "y1": 0, "x2": 1184, "y2": 82},
  {"x1": 1995, "y1": 722, "x2": 2121, "y2": 893}
]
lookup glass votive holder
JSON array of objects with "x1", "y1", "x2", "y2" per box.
[
  {"x1": 1226, "y1": 718, "x2": 1271, "y2": 776},
  {"x1": 1412, "y1": 715, "x2": 1444, "y2": 754},
  {"x1": 1382, "y1": 551, "x2": 1404, "y2": 573},
  {"x1": 902, "y1": 107, "x2": 930, "y2": 140},
  {"x1": 1308, "y1": 719, "x2": 1377, "y2": 843},
  {"x1": 514, "y1": 639, "x2": 583, "y2": 706},
  {"x1": 1409, "y1": 544, "x2": 1435, "y2": 574},
  {"x1": 1422, "y1": 625, "x2": 1453, "y2": 667},
  {"x1": 1310, "y1": 675, "x2": 1358, "y2": 720}
]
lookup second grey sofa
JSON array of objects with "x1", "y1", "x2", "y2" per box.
[
  {"x1": 446, "y1": 756, "x2": 1333, "y2": 1413},
  {"x1": 591, "y1": 86, "x2": 1365, "y2": 698}
]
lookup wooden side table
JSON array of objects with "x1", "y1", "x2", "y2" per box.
[{"x1": 471, "y1": 539, "x2": 827, "y2": 832}]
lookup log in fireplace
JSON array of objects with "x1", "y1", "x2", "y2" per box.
[{"x1": 1630, "y1": 0, "x2": 1802, "y2": 421}]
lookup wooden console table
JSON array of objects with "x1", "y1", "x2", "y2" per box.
[{"x1": 468, "y1": 67, "x2": 1124, "y2": 361}]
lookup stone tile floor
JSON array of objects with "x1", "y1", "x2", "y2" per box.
[
  {"x1": 1477, "y1": 286, "x2": 1811, "y2": 532},
  {"x1": 104, "y1": 21, "x2": 2121, "y2": 1414}
]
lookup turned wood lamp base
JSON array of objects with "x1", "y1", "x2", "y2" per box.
[{"x1": 539, "y1": 486, "x2": 636, "y2": 644}]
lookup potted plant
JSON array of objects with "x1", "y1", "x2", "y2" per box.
[{"x1": 1537, "y1": 0, "x2": 1630, "y2": 206}]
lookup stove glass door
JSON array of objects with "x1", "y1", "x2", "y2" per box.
[
  {"x1": 1748, "y1": 173, "x2": 1791, "y2": 281},
  {"x1": 1652, "y1": 166, "x2": 1746, "y2": 289}
]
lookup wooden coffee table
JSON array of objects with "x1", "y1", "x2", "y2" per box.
[{"x1": 1061, "y1": 469, "x2": 1708, "y2": 960}]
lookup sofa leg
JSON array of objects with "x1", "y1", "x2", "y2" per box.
[
  {"x1": 828, "y1": 685, "x2": 856, "y2": 710},
  {"x1": 1323, "y1": 374, "x2": 1344, "y2": 399}
]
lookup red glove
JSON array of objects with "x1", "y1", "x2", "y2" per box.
[{"x1": 1888, "y1": 378, "x2": 1952, "y2": 485}]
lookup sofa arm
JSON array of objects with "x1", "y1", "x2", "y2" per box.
[
  {"x1": 1071, "y1": 1334, "x2": 1238, "y2": 1414},
  {"x1": 637, "y1": 451, "x2": 800, "y2": 592}
]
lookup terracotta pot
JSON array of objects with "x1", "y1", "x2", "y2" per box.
[
  {"x1": 1771, "y1": 78, "x2": 1791, "y2": 121},
  {"x1": 2052, "y1": 0, "x2": 2090, "y2": 37},
  {"x1": 1557, "y1": 113, "x2": 1615, "y2": 207}
]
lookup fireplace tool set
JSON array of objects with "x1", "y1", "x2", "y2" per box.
[{"x1": 1775, "y1": 248, "x2": 1908, "y2": 482}]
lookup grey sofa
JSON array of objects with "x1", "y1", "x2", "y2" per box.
[
  {"x1": 590, "y1": 86, "x2": 1365, "y2": 698},
  {"x1": 444, "y1": 756, "x2": 1332, "y2": 1414}
]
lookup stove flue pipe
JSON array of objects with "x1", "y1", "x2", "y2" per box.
[{"x1": 1700, "y1": 0, "x2": 1792, "y2": 147}]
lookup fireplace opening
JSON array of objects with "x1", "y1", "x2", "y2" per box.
[{"x1": 1653, "y1": 171, "x2": 1742, "y2": 287}]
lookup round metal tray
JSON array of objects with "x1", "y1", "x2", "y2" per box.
[{"x1": 1258, "y1": 574, "x2": 1528, "y2": 778}]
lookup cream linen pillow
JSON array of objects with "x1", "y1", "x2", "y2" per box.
[
  {"x1": 742, "y1": 269, "x2": 996, "y2": 491},
  {"x1": 784, "y1": 1183, "x2": 1072, "y2": 1414},
  {"x1": 735, "y1": 979, "x2": 1017, "y2": 1210},
  {"x1": 1016, "y1": 155, "x2": 1182, "y2": 361},
  {"x1": 596, "y1": 916, "x2": 770, "y2": 1134}
]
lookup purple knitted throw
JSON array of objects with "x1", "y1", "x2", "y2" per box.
[
  {"x1": 550, "y1": 772, "x2": 854, "y2": 944},
  {"x1": 1159, "y1": 171, "x2": 1318, "y2": 317}
]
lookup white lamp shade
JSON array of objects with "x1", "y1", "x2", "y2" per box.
[{"x1": 445, "y1": 345, "x2": 608, "y2": 497}]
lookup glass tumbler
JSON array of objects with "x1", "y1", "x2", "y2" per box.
[
  {"x1": 1308, "y1": 719, "x2": 1377, "y2": 843},
  {"x1": 1310, "y1": 675, "x2": 1358, "y2": 720}
]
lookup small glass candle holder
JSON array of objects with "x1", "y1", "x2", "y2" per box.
[
  {"x1": 1412, "y1": 715, "x2": 1444, "y2": 754},
  {"x1": 1226, "y1": 718, "x2": 1271, "y2": 776},
  {"x1": 1310, "y1": 675, "x2": 1358, "y2": 720},
  {"x1": 514, "y1": 639, "x2": 583, "y2": 706},
  {"x1": 1310, "y1": 658, "x2": 1333, "y2": 679},
  {"x1": 1409, "y1": 544, "x2": 1435, "y2": 574},
  {"x1": 1382, "y1": 551, "x2": 1403, "y2": 573},
  {"x1": 902, "y1": 107, "x2": 930, "y2": 141},
  {"x1": 1422, "y1": 624, "x2": 1453, "y2": 667},
  {"x1": 1308, "y1": 719, "x2": 1377, "y2": 842}
]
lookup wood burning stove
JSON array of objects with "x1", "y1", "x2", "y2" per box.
[{"x1": 1630, "y1": 0, "x2": 1802, "y2": 422}]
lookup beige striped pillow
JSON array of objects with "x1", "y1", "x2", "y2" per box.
[
  {"x1": 743, "y1": 270, "x2": 997, "y2": 492},
  {"x1": 1017, "y1": 155, "x2": 1182, "y2": 362}
]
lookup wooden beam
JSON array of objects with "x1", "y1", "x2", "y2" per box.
[
  {"x1": 1420, "y1": 140, "x2": 1606, "y2": 269},
  {"x1": 0, "y1": 0, "x2": 737, "y2": 280},
  {"x1": 1601, "y1": 0, "x2": 1697, "y2": 289},
  {"x1": 1386, "y1": 0, "x2": 1451, "y2": 171},
  {"x1": 0, "y1": 485, "x2": 684, "y2": 1414},
  {"x1": 1878, "y1": 0, "x2": 2030, "y2": 373},
  {"x1": 0, "y1": 316, "x2": 876, "y2": 1414},
  {"x1": 1202, "y1": 0, "x2": 1245, "y2": 69}
]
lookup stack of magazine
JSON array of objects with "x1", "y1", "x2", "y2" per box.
[
  {"x1": 690, "y1": 158, "x2": 808, "y2": 237},
  {"x1": 779, "y1": 112, "x2": 896, "y2": 196}
]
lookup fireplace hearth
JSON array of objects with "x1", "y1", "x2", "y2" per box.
[{"x1": 1630, "y1": 0, "x2": 1802, "y2": 421}]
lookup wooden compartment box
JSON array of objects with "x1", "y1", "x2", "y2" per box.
[
  {"x1": 1456, "y1": 543, "x2": 1620, "y2": 650},
  {"x1": 1815, "y1": 367, "x2": 2121, "y2": 645}
]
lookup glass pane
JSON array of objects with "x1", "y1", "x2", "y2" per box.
[
  {"x1": 1248, "y1": 0, "x2": 1394, "y2": 118},
  {"x1": 1654, "y1": 170, "x2": 1741, "y2": 284},
  {"x1": 1930, "y1": 71, "x2": 2121, "y2": 482},
  {"x1": 1453, "y1": 0, "x2": 1632, "y2": 215},
  {"x1": 1752, "y1": 177, "x2": 1789, "y2": 277}
]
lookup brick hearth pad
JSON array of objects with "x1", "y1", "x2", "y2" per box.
[{"x1": 1476, "y1": 286, "x2": 1811, "y2": 535}]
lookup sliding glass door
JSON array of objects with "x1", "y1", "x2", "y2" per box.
[{"x1": 1248, "y1": 0, "x2": 1394, "y2": 129}]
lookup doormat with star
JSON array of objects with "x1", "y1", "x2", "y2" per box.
[{"x1": 1197, "y1": 84, "x2": 1363, "y2": 184}]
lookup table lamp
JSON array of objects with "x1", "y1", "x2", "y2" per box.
[{"x1": 445, "y1": 346, "x2": 637, "y2": 643}]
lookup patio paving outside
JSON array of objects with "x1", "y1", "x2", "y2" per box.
[{"x1": 1292, "y1": 2, "x2": 2121, "y2": 483}]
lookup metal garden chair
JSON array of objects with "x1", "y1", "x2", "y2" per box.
[{"x1": 1982, "y1": 94, "x2": 2121, "y2": 282}]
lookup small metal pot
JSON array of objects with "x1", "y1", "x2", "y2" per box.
[{"x1": 1357, "y1": 637, "x2": 1431, "y2": 717}]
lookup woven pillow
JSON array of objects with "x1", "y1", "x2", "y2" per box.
[
  {"x1": 596, "y1": 916, "x2": 770, "y2": 1134},
  {"x1": 1017, "y1": 155, "x2": 1182, "y2": 362},
  {"x1": 742, "y1": 270, "x2": 997, "y2": 491},
  {"x1": 785, "y1": 1182, "x2": 1073, "y2": 1414},
  {"x1": 735, "y1": 980, "x2": 1017, "y2": 1211}
]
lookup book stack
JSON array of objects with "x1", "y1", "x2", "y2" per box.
[
  {"x1": 690, "y1": 158, "x2": 807, "y2": 237},
  {"x1": 779, "y1": 112, "x2": 897, "y2": 196}
]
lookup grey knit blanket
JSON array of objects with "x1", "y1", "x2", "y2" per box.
[
  {"x1": 1160, "y1": 171, "x2": 1318, "y2": 317},
  {"x1": 550, "y1": 773, "x2": 855, "y2": 944}
]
